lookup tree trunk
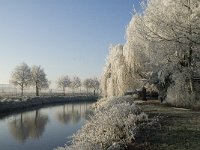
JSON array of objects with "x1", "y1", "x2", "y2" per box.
[
  {"x1": 36, "y1": 82, "x2": 39, "y2": 96},
  {"x1": 63, "y1": 87, "x2": 65, "y2": 96},
  {"x1": 35, "y1": 110, "x2": 38, "y2": 124},
  {"x1": 21, "y1": 85, "x2": 24, "y2": 97},
  {"x1": 187, "y1": 0, "x2": 194, "y2": 94},
  {"x1": 141, "y1": 87, "x2": 147, "y2": 101},
  {"x1": 63, "y1": 105, "x2": 65, "y2": 114},
  {"x1": 20, "y1": 113, "x2": 23, "y2": 125},
  {"x1": 72, "y1": 88, "x2": 74, "y2": 96},
  {"x1": 189, "y1": 77, "x2": 194, "y2": 94}
]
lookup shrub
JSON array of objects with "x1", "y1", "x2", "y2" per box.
[
  {"x1": 56, "y1": 97, "x2": 150, "y2": 150},
  {"x1": 166, "y1": 70, "x2": 200, "y2": 110},
  {"x1": 92, "y1": 96, "x2": 138, "y2": 112}
]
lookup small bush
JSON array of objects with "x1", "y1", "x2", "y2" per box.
[{"x1": 165, "y1": 70, "x2": 200, "y2": 110}]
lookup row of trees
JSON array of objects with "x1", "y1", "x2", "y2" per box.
[
  {"x1": 57, "y1": 76, "x2": 100, "y2": 96},
  {"x1": 101, "y1": 0, "x2": 200, "y2": 107},
  {"x1": 11, "y1": 63, "x2": 49, "y2": 96},
  {"x1": 10, "y1": 63, "x2": 100, "y2": 96}
]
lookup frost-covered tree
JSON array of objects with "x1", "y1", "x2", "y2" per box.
[
  {"x1": 124, "y1": 16, "x2": 152, "y2": 79},
  {"x1": 100, "y1": 0, "x2": 200, "y2": 107},
  {"x1": 90, "y1": 77, "x2": 100, "y2": 96},
  {"x1": 137, "y1": 0, "x2": 199, "y2": 65},
  {"x1": 101, "y1": 45, "x2": 138, "y2": 97},
  {"x1": 82, "y1": 78, "x2": 99, "y2": 95},
  {"x1": 57, "y1": 76, "x2": 71, "y2": 96},
  {"x1": 133, "y1": 0, "x2": 200, "y2": 105},
  {"x1": 10, "y1": 63, "x2": 31, "y2": 96},
  {"x1": 124, "y1": 0, "x2": 200, "y2": 103},
  {"x1": 82, "y1": 79, "x2": 91, "y2": 94},
  {"x1": 70, "y1": 76, "x2": 81, "y2": 94},
  {"x1": 123, "y1": 15, "x2": 155, "y2": 95},
  {"x1": 30, "y1": 65, "x2": 49, "y2": 96}
]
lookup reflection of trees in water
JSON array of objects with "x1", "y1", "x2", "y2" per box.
[
  {"x1": 84, "y1": 109, "x2": 93, "y2": 120},
  {"x1": 81, "y1": 103, "x2": 94, "y2": 120},
  {"x1": 57, "y1": 103, "x2": 91, "y2": 125},
  {"x1": 9, "y1": 110, "x2": 48, "y2": 143},
  {"x1": 57, "y1": 105, "x2": 71, "y2": 124},
  {"x1": 71, "y1": 105, "x2": 81, "y2": 124}
]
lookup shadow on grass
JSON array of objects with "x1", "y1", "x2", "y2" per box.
[
  {"x1": 136, "y1": 100, "x2": 200, "y2": 150},
  {"x1": 150, "y1": 128, "x2": 200, "y2": 150}
]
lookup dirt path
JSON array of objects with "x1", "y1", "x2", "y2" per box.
[{"x1": 136, "y1": 100, "x2": 200, "y2": 150}]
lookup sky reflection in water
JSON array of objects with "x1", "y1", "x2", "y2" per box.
[{"x1": 0, "y1": 102, "x2": 92, "y2": 150}]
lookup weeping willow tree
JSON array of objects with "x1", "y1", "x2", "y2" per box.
[
  {"x1": 101, "y1": 44, "x2": 139, "y2": 97},
  {"x1": 101, "y1": 17, "x2": 152, "y2": 97}
]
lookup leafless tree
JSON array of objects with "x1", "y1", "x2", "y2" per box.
[
  {"x1": 10, "y1": 62, "x2": 31, "y2": 96},
  {"x1": 57, "y1": 75, "x2": 71, "y2": 96},
  {"x1": 70, "y1": 76, "x2": 81, "y2": 94},
  {"x1": 83, "y1": 78, "x2": 100, "y2": 96},
  {"x1": 30, "y1": 65, "x2": 49, "y2": 96}
]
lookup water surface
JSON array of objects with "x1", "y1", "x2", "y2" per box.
[{"x1": 0, "y1": 102, "x2": 93, "y2": 150}]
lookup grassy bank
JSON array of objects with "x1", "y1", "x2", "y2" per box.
[
  {"x1": 56, "y1": 96, "x2": 159, "y2": 150},
  {"x1": 136, "y1": 100, "x2": 200, "y2": 150},
  {"x1": 54, "y1": 97, "x2": 200, "y2": 150}
]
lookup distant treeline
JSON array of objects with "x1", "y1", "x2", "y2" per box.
[{"x1": 8, "y1": 62, "x2": 100, "y2": 96}]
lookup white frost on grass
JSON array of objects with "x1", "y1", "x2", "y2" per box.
[
  {"x1": 56, "y1": 96, "x2": 149, "y2": 150},
  {"x1": 92, "y1": 96, "x2": 135, "y2": 110}
]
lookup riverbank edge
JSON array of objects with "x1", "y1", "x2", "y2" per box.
[
  {"x1": 0, "y1": 96, "x2": 98, "y2": 115},
  {"x1": 56, "y1": 96, "x2": 160, "y2": 150}
]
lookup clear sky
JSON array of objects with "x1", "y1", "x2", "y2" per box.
[{"x1": 0, "y1": 0, "x2": 140, "y2": 87}]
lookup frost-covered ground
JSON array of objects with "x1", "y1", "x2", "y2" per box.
[
  {"x1": 0, "y1": 96, "x2": 98, "y2": 114},
  {"x1": 56, "y1": 96, "x2": 159, "y2": 150},
  {"x1": 54, "y1": 97, "x2": 200, "y2": 150}
]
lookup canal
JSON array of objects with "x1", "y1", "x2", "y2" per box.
[{"x1": 0, "y1": 102, "x2": 93, "y2": 150}]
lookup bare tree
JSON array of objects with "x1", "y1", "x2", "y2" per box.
[
  {"x1": 57, "y1": 75, "x2": 71, "y2": 96},
  {"x1": 83, "y1": 78, "x2": 100, "y2": 96},
  {"x1": 70, "y1": 76, "x2": 81, "y2": 94},
  {"x1": 82, "y1": 79, "x2": 91, "y2": 94},
  {"x1": 30, "y1": 65, "x2": 49, "y2": 96},
  {"x1": 10, "y1": 62, "x2": 31, "y2": 96},
  {"x1": 90, "y1": 77, "x2": 100, "y2": 96}
]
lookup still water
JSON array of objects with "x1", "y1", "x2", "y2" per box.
[{"x1": 0, "y1": 102, "x2": 93, "y2": 150}]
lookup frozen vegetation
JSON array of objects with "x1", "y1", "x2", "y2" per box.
[
  {"x1": 0, "y1": 96, "x2": 98, "y2": 114},
  {"x1": 10, "y1": 63, "x2": 50, "y2": 97},
  {"x1": 101, "y1": 0, "x2": 200, "y2": 109},
  {"x1": 56, "y1": 96, "x2": 159, "y2": 150},
  {"x1": 9, "y1": 63, "x2": 100, "y2": 98}
]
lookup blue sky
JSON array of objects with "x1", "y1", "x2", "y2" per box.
[{"x1": 0, "y1": 0, "x2": 140, "y2": 87}]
